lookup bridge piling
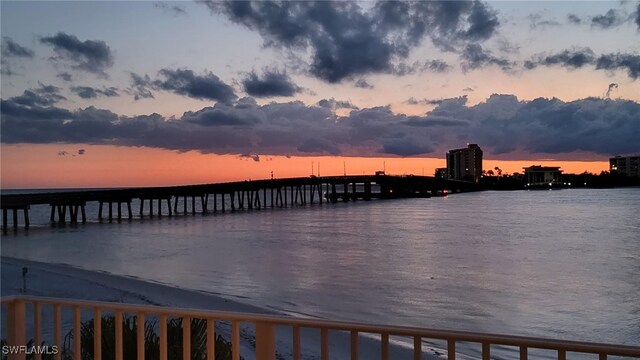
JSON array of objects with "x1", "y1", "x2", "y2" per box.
[
  {"x1": 238, "y1": 192, "x2": 244, "y2": 209},
  {"x1": 352, "y1": 183, "x2": 357, "y2": 201},
  {"x1": 277, "y1": 188, "x2": 283, "y2": 208},
  {"x1": 310, "y1": 185, "x2": 315, "y2": 203},
  {"x1": 2, "y1": 205, "x2": 31, "y2": 230},
  {"x1": 222, "y1": 194, "x2": 226, "y2": 213},
  {"x1": 201, "y1": 195, "x2": 208, "y2": 215},
  {"x1": 263, "y1": 188, "x2": 267, "y2": 208},
  {"x1": 231, "y1": 192, "x2": 236, "y2": 212},
  {"x1": 48, "y1": 200, "x2": 86, "y2": 225},
  {"x1": 139, "y1": 198, "x2": 164, "y2": 218},
  {"x1": 253, "y1": 190, "x2": 262, "y2": 210},
  {"x1": 365, "y1": 182, "x2": 372, "y2": 200}
]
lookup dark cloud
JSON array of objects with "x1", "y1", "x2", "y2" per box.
[
  {"x1": 525, "y1": 48, "x2": 640, "y2": 79},
  {"x1": 404, "y1": 97, "x2": 450, "y2": 106},
  {"x1": 3, "y1": 94, "x2": 638, "y2": 159},
  {"x1": 317, "y1": 98, "x2": 358, "y2": 110},
  {"x1": 78, "y1": 149, "x2": 86, "y2": 155},
  {"x1": 382, "y1": 139, "x2": 433, "y2": 156},
  {"x1": 242, "y1": 69, "x2": 302, "y2": 97},
  {"x1": 11, "y1": 84, "x2": 66, "y2": 107},
  {"x1": 596, "y1": 53, "x2": 640, "y2": 79},
  {"x1": 181, "y1": 97, "x2": 264, "y2": 126},
  {"x1": 392, "y1": 59, "x2": 451, "y2": 76},
  {"x1": 127, "y1": 73, "x2": 155, "y2": 100},
  {"x1": 297, "y1": 138, "x2": 341, "y2": 155},
  {"x1": 71, "y1": 86, "x2": 120, "y2": 99},
  {"x1": 463, "y1": 87, "x2": 474, "y2": 92},
  {"x1": 1, "y1": 38, "x2": 35, "y2": 77},
  {"x1": 405, "y1": 97, "x2": 419, "y2": 105},
  {"x1": 460, "y1": 44, "x2": 513, "y2": 71},
  {"x1": 425, "y1": 59, "x2": 451, "y2": 73},
  {"x1": 1, "y1": 37, "x2": 35, "y2": 58},
  {"x1": 533, "y1": 48, "x2": 596, "y2": 69},
  {"x1": 354, "y1": 79, "x2": 373, "y2": 89},
  {"x1": 605, "y1": 83, "x2": 618, "y2": 99},
  {"x1": 57, "y1": 72, "x2": 73, "y2": 82},
  {"x1": 40, "y1": 32, "x2": 114, "y2": 76},
  {"x1": 591, "y1": 9, "x2": 625, "y2": 29},
  {"x1": 128, "y1": 69, "x2": 237, "y2": 102},
  {"x1": 463, "y1": 1, "x2": 500, "y2": 41},
  {"x1": 567, "y1": 14, "x2": 582, "y2": 24},
  {"x1": 206, "y1": 1, "x2": 499, "y2": 82},
  {"x1": 154, "y1": 2, "x2": 186, "y2": 15},
  {"x1": 239, "y1": 152, "x2": 260, "y2": 162},
  {"x1": 527, "y1": 13, "x2": 560, "y2": 29},
  {"x1": 155, "y1": 68, "x2": 236, "y2": 103},
  {"x1": 1, "y1": 65, "x2": 15, "y2": 76}
]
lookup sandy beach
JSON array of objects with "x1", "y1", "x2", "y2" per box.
[{"x1": 1, "y1": 256, "x2": 444, "y2": 360}]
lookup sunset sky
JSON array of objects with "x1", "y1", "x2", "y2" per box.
[{"x1": 2, "y1": 1, "x2": 639, "y2": 188}]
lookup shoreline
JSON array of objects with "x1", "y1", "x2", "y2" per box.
[{"x1": 1, "y1": 256, "x2": 444, "y2": 360}]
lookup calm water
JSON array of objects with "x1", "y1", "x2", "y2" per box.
[{"x1": 2, "y1": 189, "x2": 639, "y2": 357}]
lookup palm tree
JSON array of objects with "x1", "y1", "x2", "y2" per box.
[{"x1": 62, "y1": 315, "x2": 239, "y2": 360}]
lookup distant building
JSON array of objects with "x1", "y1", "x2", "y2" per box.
[
  {"x1": 434, "y1": 168, "x2": 447, "y2": 179},
  {"x1": 446, "y1": 144, "x2": 483, "y2": 182},
  {"x1": 610, "y1": 155, "x2": 639, "y2": 177},
  {"x1": 523, "y1": 166, "x2": 563, "y2": 187}
]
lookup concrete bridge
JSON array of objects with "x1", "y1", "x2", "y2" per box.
[{"x1": 1, "y1": 175, "x2": 481, "y2": 230}]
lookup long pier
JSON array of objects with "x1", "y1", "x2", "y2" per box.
[{"x1": 1, "y1": 175, "x2": 481, "y2": 230}]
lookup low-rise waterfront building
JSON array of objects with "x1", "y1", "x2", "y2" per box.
[
  {"x1": 434, "y1": 168, "x2": 447, "y2": 179},
  {"x1": 523, "y1": 165, "x2": 563, "y2": 188}
]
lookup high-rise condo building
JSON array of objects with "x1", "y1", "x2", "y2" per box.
[
  {"x1": 610, "y1": 155, "x2": 639, "y2": 177},
  {"x1": 446, "y1": 144, "x2": 483, "y2": 182}
]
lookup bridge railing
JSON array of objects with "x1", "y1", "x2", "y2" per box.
[{"x1": 2, "y1": 295, "x2": 639, "y2": 360}]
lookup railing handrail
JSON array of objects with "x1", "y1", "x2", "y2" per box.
[{"x1": 3, "y1": 295, "x2": 639, "y2": 356}]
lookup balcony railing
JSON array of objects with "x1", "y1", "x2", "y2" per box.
[{"x1": 2, "y1": 295, "x2": 639, "y2": 360}]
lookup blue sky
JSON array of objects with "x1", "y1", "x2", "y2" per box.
[{"x1": 1, "y1": 1, "x2": 639, "y2": 180}]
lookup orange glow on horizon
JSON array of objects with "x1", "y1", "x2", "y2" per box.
[{"x1": 1, "y1": 144, "x2": 609, "y2": 189}]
